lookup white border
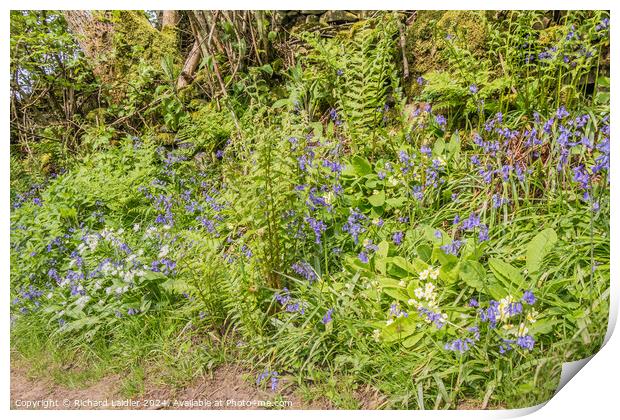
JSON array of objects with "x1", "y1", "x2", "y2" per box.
[{"x1": 3, "y1": 1, "x2": 618, "y2": 419}]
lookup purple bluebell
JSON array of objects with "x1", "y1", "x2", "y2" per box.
[
  {"x1": 322, "y1": 309, "x2": 334, "y2": 324},
  {"x1": 305, "y1": 216, "x2": 327, "y2": 244},
  {"x1": 440, "y1": 240, "x2": 463, "y2": 256},
  {"x1": 393, "y1": 231, "x2": 404, "y2": 246},
  {"x1": 292, "y1": 261, "x2": 317, "y2": 283},
  {"x1": 435, "y1": 115, "x2": 447, "y2": 129},
  {"x1": 461, "y1": 213, "x2": 480, "y2": 230},
  {"x1": 516, "y1": 335, "x2": 535, "y2": 350},
  {"x1": 522, "y1": 290, "x2": 536, "y2": 305},
  {"x1": 478, "y1": 224, "x2": 489, "y2": 242}
]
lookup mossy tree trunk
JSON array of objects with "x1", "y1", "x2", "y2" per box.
[{"x1": 63, "y1": 11, "x2": 115, "y2": 83}]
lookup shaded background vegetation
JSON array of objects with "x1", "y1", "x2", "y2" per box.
[{"x1": 10, "y1": 10, "x2": 610, "y2": 409}]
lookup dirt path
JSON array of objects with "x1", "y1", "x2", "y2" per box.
[{"x1": 10, "y1": 363, "x2": 326, "y2": 410}]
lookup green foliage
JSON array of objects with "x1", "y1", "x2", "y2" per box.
[
  {"x1": 10, "y1": 10, "x2": 610, "y2": 410},
  {"x1": 299, "y1": 16, "x2": 400, "y2": 149}
]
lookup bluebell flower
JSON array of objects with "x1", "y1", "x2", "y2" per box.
[
  {"x1": 440, "y1": 240, "x2": 463, "y2": 256},
  {"x1": 461, "y1": 213, "x2": 480, "y2": 230},
  {"x1": 358, "y1": 252, "x2": 369, "y2": 264},
  {"x1": 469, "y1": 84, "x2": 478, "y2": 94},
  {"x1": 322, "y1": 309, "x2": 334, "y2": 324},
  {"x1": 478, "y1": 224, "x2": 489, "y2": 242},
  {"x1": 445, "y1": 337, "x2": 475, "y2": 353},
  {"x1": 522, "y1": 290, "x2": 536, "y2": 305},
  {"x1": 392, "y1": 231, "x2": 404, "y2": 246},
  {"x1": 572, "y1": 165, "x2": 590, "y2": 189},
  {"x1": 275, "y1": 288, "x2": 290, "y2": 306},
  {"x1": 412, "y1": 186, "x2": 423, "y2": 201},
  {"x1": 499, "y1": 339, "x2": 514, "y2": 354},
  {"x1": 418, "y1": 306, "x2": 446, "y2": 329},
  {"x1": 516, "y1": 335, "x2": 535, "y2": 350},
  {"x1": 342, "y1": 209, "x2": 366, "y2": 244},
  {"x1": 305, "y1": 216, "x2": 327, "y2": 244},
  {"x1": 292, "y1": 261, "x2": 317, "y2": 283},
  {"x1": 556, "y1": 106, "x2": 569, "y2": 120},
  {"x1": 421, "y1": 144, "x2": 432, "y2": 157}
]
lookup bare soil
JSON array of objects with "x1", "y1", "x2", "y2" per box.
[{"x1": 10, "y1": 363, "x2": 329, "y2": 410}]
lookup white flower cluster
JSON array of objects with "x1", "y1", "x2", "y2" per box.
[
  {"x1": 77, "y1": 233, "x2": 100, "y2": 254},
  {"x1": 418, "y1": 266, "x2": 439, "y2": 281},
  {"x1": 497, "y1": 295, "x2": 517, "y2": 322}
]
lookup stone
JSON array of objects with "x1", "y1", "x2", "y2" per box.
[{"x1": 320, "y1": 10, "x2": 359, "y2": 24}]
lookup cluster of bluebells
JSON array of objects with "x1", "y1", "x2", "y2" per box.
[
  {"x1": 477, "y1": 290, "x2": 538, "y2": 353},
  {"x1": 440, "y1": 239, "x2": 463, "y2": 256},
  {"x1": 11, "y1": 220, "x2": 185, "y2": 326},
  {"x1": 274, "y1": 288, "x2": 305, "y2": 315},
  {"x1": 291, "y1": 261, "x2": 317, "y2": 283},
  {"x1": 444, "y1": 326, "x2": 480, "y2": 353},
  {"x1": 12, "y1": 182, "x2": 46, "y2": 209},
  {"x1": 291, "y1": 136, "x2": 347, "y2": 249},
  {"x1": 342, "y1": 208, "x2": 366, "y2": 244},
  {"x1": 256, "y1": 369, "x2": 279, "y2": 391},
  {"x1": 468, "y1": 105, "x2": 609, "y2": 215}
]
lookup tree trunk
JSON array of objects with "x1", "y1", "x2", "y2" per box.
[
  {"x1": 63, "y1": 11, "x2": 114, "y2": 82},
  {"x1": 177, "y1": 40, "x2": 202, "y2": 90},
  {"x1": 162, "y1": 10, "x2": 179, "y2": 29}
]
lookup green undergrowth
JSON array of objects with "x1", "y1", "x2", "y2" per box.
[{"x1": 11, "y1": 10, "x2": 610, "y2": 409}]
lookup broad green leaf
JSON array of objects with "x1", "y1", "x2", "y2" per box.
[
  {"x1": 385, "y1": 196, "x2": 406, "y2": 208},
  {"x1": 433, "y1": 138, "x2": 445, "y2": 155},
  {"x1": 528, "y1": 318, "x2": 558, "y2": 335},
  {"x1": 486, "y1": 282, "x2": 507, "y2": 300},
  {"x1": 459, "y1": 260, "x2": 486, "y2": 290},
  {"x1": 489, "y1": 258, "x2": 526, "y2": 291},
  {"x1": 348, "y1": 156, "x2": 372, "y2": 176},
  {"x1": 387, "y1": 256, "x2": 413, "y2": 278},
  {"x1": 368, "y1": 190, "x2": 385, "y2": 207},
  {"x1": 446, "y1": 130, "x2": 461, "y2": 159},
  {"x1": 526, "y1": 228, "x2": 558, "y2": 275},
  {"x1": 403, "y1": 332, "x2": 425, "y2": 349},
  {"x1": 272, "y1": 98, "x2": 290, "y2": 109},
  {"x1": 417, "y1": 244, "x2": 432, "y2": 262}
]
